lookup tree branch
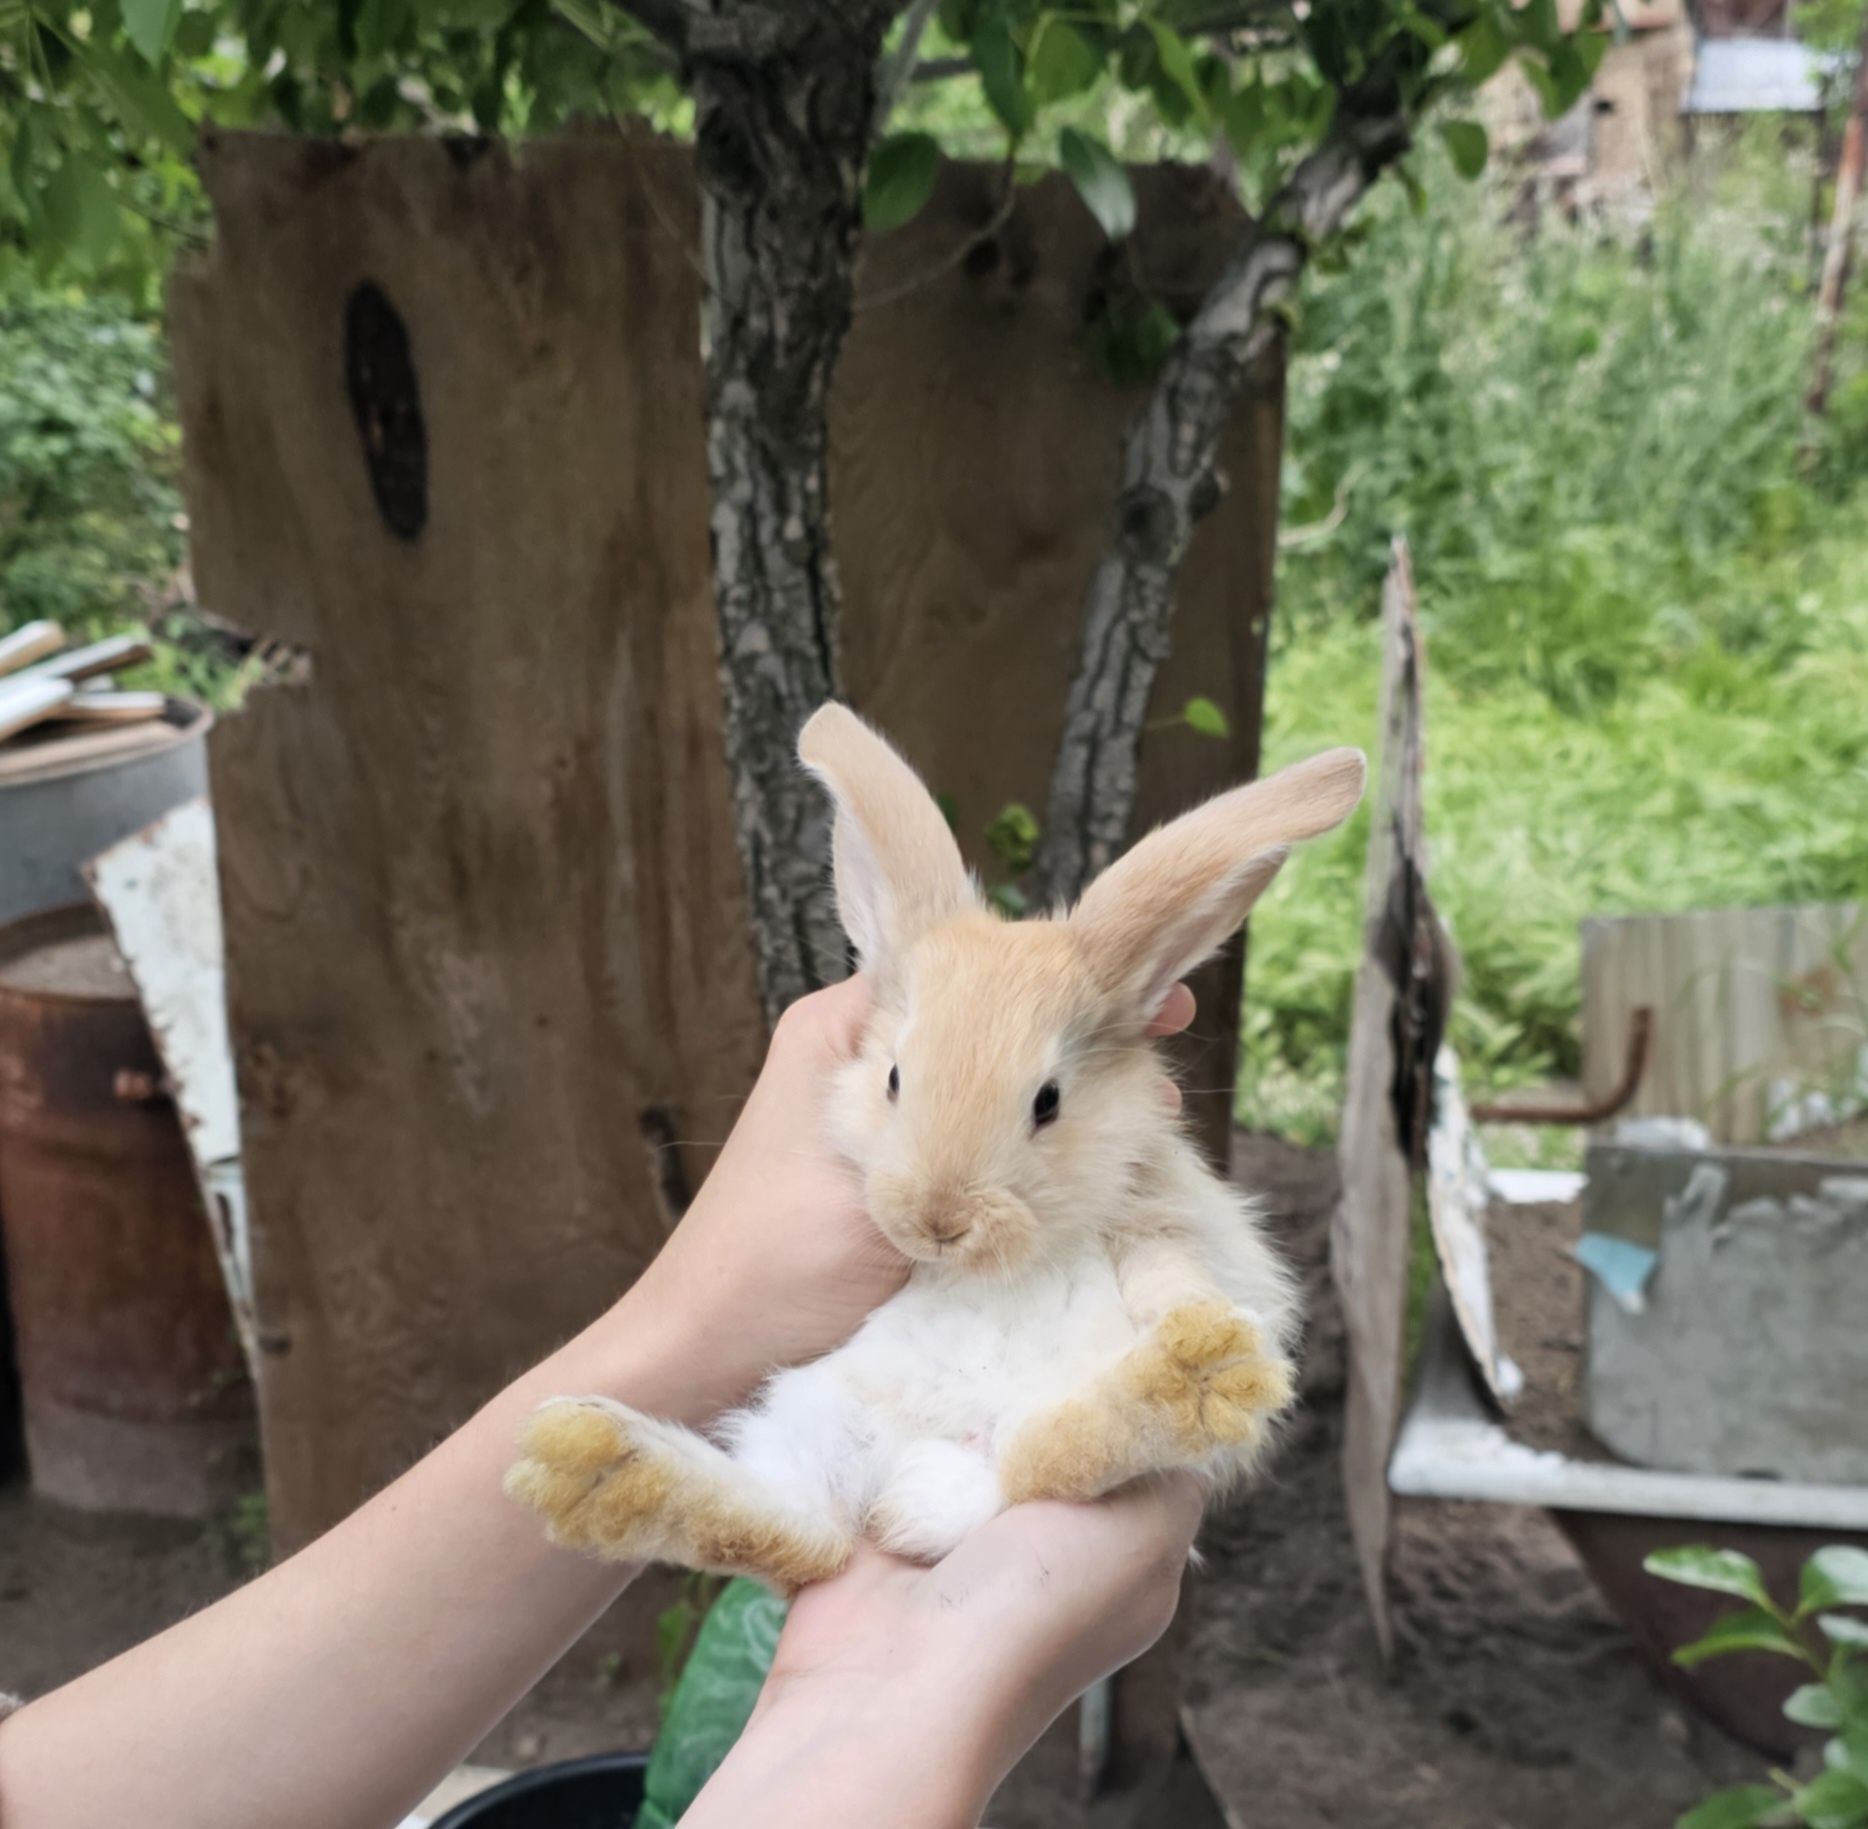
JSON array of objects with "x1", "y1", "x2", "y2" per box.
[
  {"x1": 1031, "y1": 103, "x2": 1411, "y2": 906},
  {"x1": 874, "y1": 0, "x2": 939, "y2": 132},
  {"x1": 607, "y1": 0, "x2": 705, "y2": 53}
]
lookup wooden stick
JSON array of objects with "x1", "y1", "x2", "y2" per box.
[
  {"x1": 15, "y1": 634, "x2": 154, "y2": 686},
  {"x1": 0, "y1": 677, "x2": 77, "y2": 743},
  {"x1": 0, "y1": 621, "x2": 65, "y2": 680},
  {"x1": 57, "y1": 690, "x2": 170, "y2": 727}
]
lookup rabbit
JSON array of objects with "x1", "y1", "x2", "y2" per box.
[{"x1": 506, "y1": 703, "x2": 1366, "y2": 1593}]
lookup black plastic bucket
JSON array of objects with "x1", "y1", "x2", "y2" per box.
[{"x1": 428, "y1": 1752, "x2": 648, "y2": 1829}]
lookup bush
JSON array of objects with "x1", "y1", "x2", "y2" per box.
[
  {"x1": 1241, "y1": 146, "x2": 1868, "y2": 1141},
  {"x1": 0, "y1": 279, "x2": 183, "y2": 645}
]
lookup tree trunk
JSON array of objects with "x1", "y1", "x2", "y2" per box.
[
  {"x1": 1808, "y1": 12, "x2": 1868, "y2": 421},
  {"x1": 1032, "y1": 110, "x2": 1409, "y2": 907},
  {"x1": 686, "y1": 4, "x2": 899, "y2": 1022}
]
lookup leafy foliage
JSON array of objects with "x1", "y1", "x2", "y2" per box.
[
  {"x1": 1650, "y1": 1544, "x2": 1868, "y2": 1829},
  {"x1": 1239, "y1": 140, "x2": 1868, "y2": 1141},
  {"x1": 638, "y1": 1577, "x2": 785, "y2": 1828},
  {"x1": 2, "y1": 0, "x2": 1602, "y2": 305},
  {"x1": 0, "y1": 276, "x2": 180, "y2": 638},
  {"x1": 0, "y1": 0, "x2": 684, "y2": 300}
]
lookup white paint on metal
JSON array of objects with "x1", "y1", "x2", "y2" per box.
[
  {"x1": 1489, "y1": 1167, "x2": 1586, "y2": 1205},
  {"x1": 1426, "y1": 1045, "x2": 1508, "y2": 1405},
  {"x1": 84, "y1": 797, "x2": 254, "y2": 1360},
  {"x1": 1390, "y1": 1302, "x2": 1868, "y2": 1530}
]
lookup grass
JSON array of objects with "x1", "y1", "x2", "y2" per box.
[{"x1": 1240, "y1": 138, "x2": 1868, "y2": 1143}]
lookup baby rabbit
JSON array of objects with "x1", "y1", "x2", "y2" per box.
[{"x1": 507, "y1": 704, "x2": 1365, "y2": 1591}]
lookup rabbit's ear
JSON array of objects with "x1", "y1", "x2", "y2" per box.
[
  {"x1": 799, "y1": 703, "x2": 978, "y2": 974},
  {"x1": 1070, "y1": 747, "x2": 1367, "y2": 1020}
]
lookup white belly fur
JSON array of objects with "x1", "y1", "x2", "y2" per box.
[{"x1": 715, "y1": 1249, "x2": 1141, "y2": 1561}]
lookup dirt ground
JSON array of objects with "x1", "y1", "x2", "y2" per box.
[{"x1": 0, "y1": 1132, "x2": 1763, "y2": 1825}]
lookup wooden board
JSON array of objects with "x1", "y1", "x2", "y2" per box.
[
  {"x1": 1331, "y1": 541, "x2": 1450, "y2": 1660},
  {"x1": 0, "y1": 677, "x2": 74, "y2": 743},
  {"x1": 170, "y1": 131, "x2": 1281, "y2": 1560},
  {"x1": 1581, "y1": 903, "x2": 1868, "y2": 1145},
  {"x1": 86, "y1": 798, "x2": 253, "y2": 1359},
  {"x1": 0, "y1": 621, "x2": 64, "y2": 679}
]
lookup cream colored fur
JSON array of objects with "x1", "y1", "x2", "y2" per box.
[{"x1": 507, "y1": 705, "x2": 1366, "y2": 1592}]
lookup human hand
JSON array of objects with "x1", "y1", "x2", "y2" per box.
[
  {"x1": 682, "y1": 1476, "x2": 1204, "y2": 1828},
  {"x1": 601, "y1": 976, "x2": 1198, "y2": 1423}
]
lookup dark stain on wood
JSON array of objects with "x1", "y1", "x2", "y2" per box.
[{"x1": 344, "y1": 280, "x2": 427, "y2": 540}]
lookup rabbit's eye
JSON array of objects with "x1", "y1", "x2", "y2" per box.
[
  {"x1": 887, "y1": 1063, "x2": 900, "y2": 1101},
  {"x1": 1032, "y1": 1080, "x2": 1061, "y2": 1128}
]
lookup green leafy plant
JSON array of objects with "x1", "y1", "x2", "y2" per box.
[
  {"x1": 1647, "y1": 1545, "x2": 1868, "y2": 1829},
  {"x1": 637, "y1": 1577, "x2": 784, "y2": 1828}
]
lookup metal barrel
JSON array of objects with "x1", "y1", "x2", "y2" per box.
[{"x1": 0, "y1": 902, "x2": 254, "y2": 1515}]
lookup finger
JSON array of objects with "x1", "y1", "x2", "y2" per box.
[
  {"x1": 779, "y1": 973, "x2": 874, "y2": 1061},
  {"x1": 1146, "y1": 982, "x2": 1196, "y2": 1038},
  {"x1": 1157, "y1": 1073, "x2": 1182, "y2": 1117}
]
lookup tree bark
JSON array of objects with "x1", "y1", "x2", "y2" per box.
[
  {"x1": 1032, "y1": 108, "x2": 1410, "y2": 907},
  {"x1": 1807, "y1": 12, "x2": 1868, "y2": 421},
  {"x1": 673, "y1": 2, "x2": 901, "y2": 1023}
]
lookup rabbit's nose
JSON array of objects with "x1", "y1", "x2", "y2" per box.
[{"x1": 923, "y1": 1207, "x2": 971, "y2": 1246}]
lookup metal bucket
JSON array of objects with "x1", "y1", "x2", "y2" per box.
[
  {"x1": 0, "y1": 902, "x2": 254, "y2": 1515},
  {"x1": 0, "y1": 699, "x2": 210, "y2": 928}
]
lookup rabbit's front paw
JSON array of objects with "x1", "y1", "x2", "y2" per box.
[
  {"x1": 505, "y1": 1397, "x2": 673, "y2": 1555},
  {"x1": 1128, "y1": 1301, "x2": 1294, "y2": 1454}
]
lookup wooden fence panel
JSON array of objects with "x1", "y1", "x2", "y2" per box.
[
  {"x1": 170, "y1": 131, "x2": 1283, "y2": 1556},
  {"x1": 1582, "y1": 903, "x2": 1868, "y2": 1143}
]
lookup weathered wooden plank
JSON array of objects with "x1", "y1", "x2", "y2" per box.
[
  {"x1": 170, "y1": 132, "x2": 1283, "y2": 1564},
  {"x1": 1582, "y1": 903, "x2": 1868, "y2": 1143},
  {"x1": 1332, "y1": 539, "x2": 1453, "y2": 1659},
  {"x1": 0, "y1": 621, "x2": 64, "y2": 680}
]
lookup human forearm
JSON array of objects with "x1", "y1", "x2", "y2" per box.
[{"x1": 0, "y1": 1290, "x2": 690, "y2": 1829}]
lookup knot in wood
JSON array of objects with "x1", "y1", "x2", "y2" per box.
[{"x1": 1116, "y1": 484, "x2": 1180, "y2": 566}]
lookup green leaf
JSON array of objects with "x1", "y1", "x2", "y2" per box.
[
  {"x1": 1058, "y1": 127, "x2": 1133, "y2": 241},
  {"x1": 639, "y1": 1579, "x2": 785, "y2": 1828},
  {"x1": 1677, "y1": 1785, "x2": 1791, "y2": 1829},
  {"x1": 1790, "y1": 1769, "x2": 1868, "y2": 1829},
  {"x1": 865, "y1": 132, "x2": 940, "y2": 232},
  {"x1": 1672, "y1": 1608, "x2": 1807, "y2": 1670},
  {"x1": 1029, "y1": 20, "x2": 1101, "y2": 105},
  {"x1": 1822, "y1": 1616, "x2": 1868, "y2": 1649},
  {"x1": 1147, "y1": 21, "x2": 1208, "y2": 124},
  {"x1": 1826, "y1": 1724, "x2": 1868, "y2": 1781},
  {"x1": 985, "y1": 801, "x2": 1038, "y2": 874},
  {"x1": 1646, "y1": 1547, "x2": 1774, "y2": 1608},
  {"x1": 122, "y1": 0, "x2": 183, "y2": 65},
  {"x1": 1439, "y1": 120, "x2": 1489, "y2": 181},
  {"x1": 77, "y1": 39, "x2": 194, "y2": 155},
  {"x1": 1458, "y1": 12, "x2": 1512, "y2": 85},
  {"x1": 1184, "y1": 695, "x2": 1230, "y2": 739},
  {"x1": 1806, "y1": 1550, "x2": 1868, "y2": 1613},
  {"x1": 975, "y1": 13, "x2": 1032, "y2": 140},
  {"x1": 1789, "y1": 1684, "x2": 1848, "y2": 1730}
]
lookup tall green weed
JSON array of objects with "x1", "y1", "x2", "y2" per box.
[{"x1": 1245, "y1": 145, "x2": 1868, "y2": 1140}]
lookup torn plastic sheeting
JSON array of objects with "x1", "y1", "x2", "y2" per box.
[{"x1": 1572, "y1": 1232, "x2": 1658, "y2": 1315}]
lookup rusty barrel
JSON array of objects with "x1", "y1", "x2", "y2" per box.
[{"x1": 0, "y1": 902, "x2": 253, "y2": 1515}]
